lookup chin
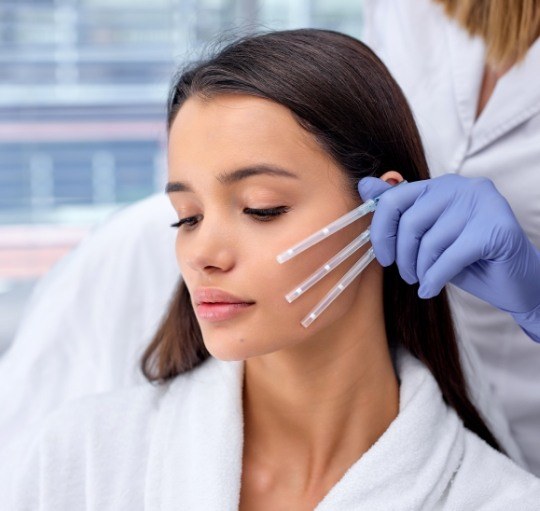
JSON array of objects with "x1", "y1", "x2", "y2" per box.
[
  {"x1": 202, "y1": 333, "x2": 282, "y2": 362},
  {"x1": 207, "y1": 348, "x2": 247, "y2": 362},
  {"x1": 202, "y1": 336, "x2": 253, "y2": 362}
]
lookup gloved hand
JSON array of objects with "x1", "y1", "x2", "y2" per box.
[{"x1": 358, "y1": 175, "x2": 540, "y2": 334}]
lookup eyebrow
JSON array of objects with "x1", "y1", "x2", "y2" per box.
[{"x1": 165, "y1": 164, "x2": 299, "y2": 193}]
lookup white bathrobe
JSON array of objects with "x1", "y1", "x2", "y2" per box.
[{"x1": 4, "y1": 346, "x2": 540, "y2": 510}]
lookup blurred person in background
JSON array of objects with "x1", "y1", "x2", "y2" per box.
[{"x1": 362, "y1": 0, "x2": 540, "y2": 474}]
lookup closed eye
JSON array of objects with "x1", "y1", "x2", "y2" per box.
[
  {"x1": 170, "y1": 215, "x2": 201, "y2": 229},
  {"x1": 170, "y1": 206, "x2": 291, "y2": 229},
  {"x1": 243, "y1": 206, "x2": 291, "y2": 222}
]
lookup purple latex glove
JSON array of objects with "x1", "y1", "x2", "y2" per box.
[{"x1": 358, "y1": 174, "x2": 540, "y2": 342}]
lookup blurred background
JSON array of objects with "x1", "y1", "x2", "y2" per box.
[{"x1": 0, "y1": 0, "x2": 365, "y2": 353}]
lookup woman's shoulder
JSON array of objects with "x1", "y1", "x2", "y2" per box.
[
  {"x1": 443, "y1": 429, "x2": 540, "y2": 509},
  {"x1": 387, "y1": 347, "x2": 540, "y2": 508},
  {"x1": 3, "y1": 365, "x2": 215, "y2": 510},
  {"x1": 17, "y1": 357, "x2": 223, "y2": 462},
  {"x1": 42, "y1": 381, "x2": 167, "y2": 440},
  {"x1": 17, "y1": 382, "x2": 171, "y2": 477},
  {"x1": 38, "y1": 356, "x2": 221, "y2": 440}
]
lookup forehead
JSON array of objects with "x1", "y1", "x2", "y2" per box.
[
  {"x1": 167, "y1": 94, "x2": 335, "y2": 182},
  {"x1": 170, "y1": 94, "x2": 311, "y2": 147}
]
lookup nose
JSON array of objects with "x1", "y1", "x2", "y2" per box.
[{"x1": 182, "y1": 219, "x2": 236, "y2": 275}]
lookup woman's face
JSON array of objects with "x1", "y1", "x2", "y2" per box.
[{"x1": 167, "y1": 94, "x2": 376, "y2": 361}]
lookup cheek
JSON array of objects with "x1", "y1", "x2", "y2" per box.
[
  {"x1": 253, "y1": 217, "x2": 368, "y2": 326},
  {"x1": 174, "y1": 206, "x2": 370, "y2": 360}
]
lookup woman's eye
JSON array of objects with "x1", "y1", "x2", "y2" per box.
[
  {"x1": 244, "y1": 206, "x2": 291, "y2": 221},
  {"x1": 170, "y1": 206, "x2": 290, "y2": 229},
  {"x1": 170, "y1": 215, "x2": 201, "y2": 229}
]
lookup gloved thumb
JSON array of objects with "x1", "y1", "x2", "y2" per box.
[{"x1": 357, "y1": 176, "x2": 393, "y2": 201}]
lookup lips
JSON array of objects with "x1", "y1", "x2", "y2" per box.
[
  {"x1": 193, "y1": 288, "x2": 255, "y2": 323},
  {"x1": 193, "y1": 287, "x2": 255, "y2": 306}
]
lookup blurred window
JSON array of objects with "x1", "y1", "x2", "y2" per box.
[{"x1": 0, "y1": 0, "x2": 364, "y2": 352}]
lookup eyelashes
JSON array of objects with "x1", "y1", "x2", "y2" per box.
[
  {"x1": 170, "y1": 206, "x2": 291, "y2": 230},
  {"x1": 244, "y1": 206, "x2": 291, "y2": 221},
  {"x1": 170, "y1": 216, "x2": 201, "y2": 229}
]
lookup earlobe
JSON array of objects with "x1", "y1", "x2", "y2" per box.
[{"x1": 380, "y1": 170, "x2": 404, "y2": 186}]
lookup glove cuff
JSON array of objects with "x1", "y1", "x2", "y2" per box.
[{"x1": 511, "y1": 301, "x2": 540, "y2": 343}]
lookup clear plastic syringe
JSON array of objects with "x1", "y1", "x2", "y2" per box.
[
  {"x1": 301, "y1": 246, "x2": 376, "y2": 328},
  {"x1": 277, "y1": 179, "x2": 408, "y2": 328},
  {"x1": 285, "y1": 228, "x2": 371, "y2": 303},
  {"x1": 276, "y1": 201, "x2": 377, "y2": 264},
  {"x1": 276, "y1": 180, "x2": 407, "y2": 265}
]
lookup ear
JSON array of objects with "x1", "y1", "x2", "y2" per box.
[
  {"x1": 379, "y1": 170, "x2": 405, "y2": 186},
  {"x1": 357, "y1": 171, "x2": 406, "y2": 201}
]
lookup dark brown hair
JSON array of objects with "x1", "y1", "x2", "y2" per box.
[{"x1": 141, "y1": 29, "x2": 503, "y2": 453}]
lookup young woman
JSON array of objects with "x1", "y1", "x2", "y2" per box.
[{"x1": 5, "y1": 29, "x2": 540, "y2": 510}]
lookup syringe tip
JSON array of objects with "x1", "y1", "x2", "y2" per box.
[
  {"x1": 301, "y1": 313, "x2": 317, "y2": 328},
  {"x1": 277, "y1": 249, "x2": 294, "y2": 264},
  {"x1": 286, "y1": 288, "x2": 302, "y2": 303}
]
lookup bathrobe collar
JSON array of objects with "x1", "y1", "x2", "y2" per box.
[{"x1": 145, "y1": 346, "x2": 465, "y2": 510}]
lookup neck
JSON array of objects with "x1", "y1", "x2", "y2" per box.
[{"x1": 241, "y1": 267, "x2": 400, "y2": 496}]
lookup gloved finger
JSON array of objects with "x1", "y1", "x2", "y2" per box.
[
  {"x1": 418, "y1": 230, "x2": 483, "y2": 298},
  {"x1": 357, "y1": 177, "x2": 392, "y2": 202},
  {"x1": 395, "y1": 194, "x2": 449, "y2": 284},
  {"x1": 369, "y1": 179, "x2": 429, "y2": 266},
  {"x1": 416, "y1": 208, "x2": 468, "y2": 282}
]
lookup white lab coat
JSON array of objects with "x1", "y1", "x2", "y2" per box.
[
  {"x1": 3, "y1": 346, "x2": 540, "y2": 510},
  {"x1": 363, "y1": 0, "x2": 540, "y2": 474}
]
